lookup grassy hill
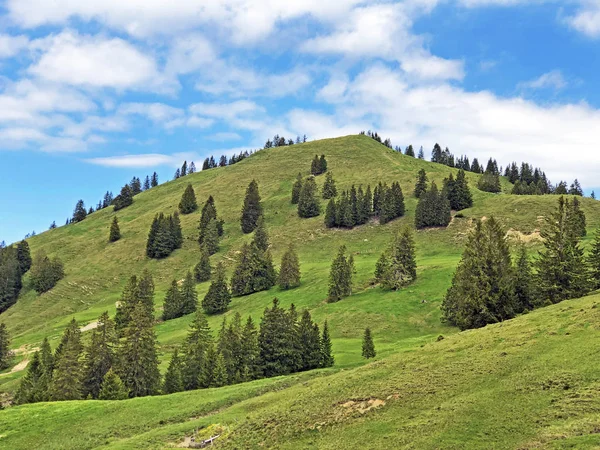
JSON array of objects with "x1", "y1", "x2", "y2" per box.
[{"x1": 2, "y1": 134, "x2": 600, "y2": 448}]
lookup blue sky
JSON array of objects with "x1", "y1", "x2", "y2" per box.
[{"x1": 1, "y1": 0, "x2": 600, "y2": 244}]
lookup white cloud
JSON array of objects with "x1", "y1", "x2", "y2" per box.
[
  {"x1": 85, "y1": 152, "x2": 198, "y2": 168},
  {"x1": 401, "y1": 54, "x2": 465, "y2": 81},
  {"x1": 0, "y1": 34, "x2": 29, "y2": 58},
  {"x1": 208, "y1": 132, "x2": 242, "y2": 141},
  {"x1": 518, "y1": 70, "x2": 568, "y2": 90},
  {"x1": 566, "y1": 3, "x2": 600, "y2": 38},
  {"x1": 189, "y1": 100, "x2": 263, "y2": 120}
]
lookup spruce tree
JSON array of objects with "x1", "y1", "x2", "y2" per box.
[
  {"x1": 30, "y1": 251, "x2": 64, "y2": 294},
  {"x1": 298, "y1": 310, "x2": 321, "y2": 371},
  {"x1": 137, "y1": 269, "x2": 155, "y2": 318},
  {"x1": 415, "y1": 181, "x2": 451, "y2": 229},
  {"x1": 162, "y1": 279, "x2": 183, "y2": 321},
  {"x1": 453, "y1": 169, "x2": 473, "y2": 210},
  {"x1": 319, "y1": 155, "x2": 328, "y2": 174},
  {"x1": 514, "y1": 244, "x2": 534, "y2": 312},
  {"x1": 376, "y1": 228, "x2": 417, "y2": 290},
  {"x1": 212, "y1": 352, "x2": 228, "y2": 387},
  {"x1": 322, "y1": 172, "x2": 337, "y2": 199},
  {"x1": 568, "y1": 196, "x2": 587, "y2": 237},
  {"x1": 182, "y1": 312, "x2": 212, "y2": 390},
  {"x1": 202, "y1": 262, "x2": 231, "y2": 314},
  {"x1": 143, "y1": 175, "x2": 151, "y2": 191},
  {"x1": 230, "y1": 243, "x2": 277, "y2": 297},
  {"x1": 310, "y1": 155, "x2": 320, "y2": 175},
  {"x1": 118, "y1": 303, "x2": 160, "y2": 397},
  {"x1": 327, "y1": 245, "x2": 353, "y2": 302},
  {"x1": 0, "y1": 323, "x2": 12, "y2": 370},
  {"x1": 320, "y1": 320, "x2": 334, "y2": 367},
  {"x1": 241, "y1": 316, "x2": 261, "y2": 381},
  {"x1": 291, "y1": 173, "x2": 303, "y2": 205},
  {"x1": 82, "y1": 312, "x2": 117, "y2": 399},
  {"x1": 113, "y1": 185, "x2": 133, "y2": 211},
  {"x1": 241, "y1": 180, "x2": 263, "y2": 233},
  {"x1": 588, "y1": 228, "x2": 600, "y2": 289},
  {"x1": 163, "y1": 350, "x2": 184, "y2": 394},
  {"x1": 199, "y1": 343, "x2": 216, "y2": 388},
  {"x1": 179, "y1": 184, "x2": 198, "y2": 214},
  {"x1": 414, "y1": 169, "x2": 428, "y2": 198},
  {"x1": 361, "y1": 328, "x2": 376, "y2": 359},
  {"x1": 180, "y1": 272, "x2": 198, "y2": 316},
  {"x1": 259, "y1": 298, "x2": 297, "y2": 377},
  {"x1": 477, "y1": 172, "x2": 501, "y2": 193},
  {"x1": 194, "y1": 246, "x2": 212, "y2": 282},
  {"x1": 151, "y1": 172, "x2": 159, "y2": 187},
  {"x1": 252, "y1": 216, "x2": 270, "y2": 252},
  {"x1": 98, "y1": 369, "x2": 129, "y2": 400},
  {"x1": 199, "y1": 196, "x2": 223, "y2": 246},
  {"x1": 16, "y1": 240, "x2": 32, "y2": 274},
  {"x1": 298, "y1": 176, "x2": 321, "y2": 218},
  {"x1": 16, "y1": 351, "x2": 45, "y2": 404},
  {"x1": 441, "y1": 218, "x2": 515, "y2": 330},
  {"x1": 278, "y1": 245, "x2": 301, "y2": 290},
  {"x1": 203, "y1": 218, "x2": 220, "y2": 255},
  {"x1": 115, "y1": 275, "x2": 138, "y2": 333},
  {"x1": 72, "y1": 199, "x2": 87, "y2": 223},
  {"x1": 109, "y1": 216, "x2": 121, "y2": 242},
  {"x1": 324, "y1": 198, "x2": 337, "y2": 228},
  {"x1": 50, "y1": 318, "x2": 83, "y2": 401}
]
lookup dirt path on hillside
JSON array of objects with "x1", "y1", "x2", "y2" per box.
[
  {"x1": 80, "y1": 321, "x2": 99, "y2": 332},
  {"x1": 0, "y1": 359, "x2": 29, "y2": 377}
]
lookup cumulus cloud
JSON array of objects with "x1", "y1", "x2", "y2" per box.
[
  {"x1": 518, "y1": 70, "x2": 568, "y2": 91},
  {"x1": 85, "y1": 152, "x2": 199, "y2": 168}
]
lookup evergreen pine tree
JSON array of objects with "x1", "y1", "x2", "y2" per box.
[
  {"x1": 137, "y1": 270, "x2": 155, "y2": 318},
  {"x1": 278, "y1": 245, "x2": 301, "y2": 289},
  {"x1": 163, "y1": 350, "x2": 184, "y2": 394},
  {"x1": 568, "y1": 196, "x2": 587, "y2": 237},
  {"x1": 240, "y1": 316, "x2": 261, "y2": 381},
  {"x1": 113, "y1": 185, "x2": 134, "y2": 211},
  {"x1": 151, "y1": 172, "x2": 159, "y2": 187},
  {"x1": 16, "y1": 240, "x2": 31, "y2": 274},
  {"x1": 415, "y1": 181, "x2": 451, "y2": 229},
  {"x1": 82, "y1": 312, "x2": 117, "y2": 399},
  {"x1": 291, "y1": 173, "x2": 303, "y2": 205},
  {"x1": 310, "y1": 155, "x2": 320, "y2": 175},
  {"x1": 477, "y1": 172, "x2": 501, "y2": 193},
  {"x1": 29, "y1": 251, "x2": 64, "y2": 294},
  {"x1": 241, "y1": 180, "x2": 263, "y2": 233},
  {"x1": 178, "y1": 184, "x2": 198, "y2": 214},
  {"x1": 0, "y1": 323, "x2": 12, "y2": 370},
  {"x1": 72, "y1": 199, "x2": 87, "y2": 223},
  {"x1": 252, "y1": 216, "x2": 270, "y2": 252},
  {"x1": 327, "y1": 245, "x2": 353, "y2": 302},
  {"x1": 118, "y1": 303, "x2": 161, "y2": 397},
  {"x1": 115, "y1": 275, "x2": 138, "y2": 333},
  {"x1": 405, "y1": 145, "x2": 415, "y2": 157},
  {"x1": 194, "y1": 246, "x2": 212, "y2": 282},
  {"x1": 514, "y1": 244, "x2": 534, "y2": 312},
  {"x1": 50, "y1": 318, "x2": 83, "y2": 401},
  {"x1": 202, "y1": 262, "x2": 231, "y2": 314},
  {"x1": 377, "y1": 228, "x2": 417, "y2": 290},
  {"x1": 453, "y1": 169, "x2": 473, "y2": 210},
  {"x1": 320, "y1": 320, "x2": 334, "y2": 367},
  {"x1": 588, "y1": 228, "x2": 600, "y2": 289},
  {"x1": 361, "y1": 328, "x2": 376, "y2": 359},
  {"x1": 230, "y1": 243, "x2": 277, "y2": 297},
  {"x1": 297, "y1": 310, "x2": 321, "y2": 371},
  {"x1": 322, "y1": 172, "x2": 337, "y2": 199},
  {"x1": 324, "y1": 198, "x2": 337, "y2": 228},
  {"x1": 15, "y1": 351, "x2": 45, "y2": 404},
  {"x1": 212, "y1": 352, "x2": 228, "y2": 387},
  {"x1": 109, "y1": 216, "x2": 121, "y2": 242},
  {"x1": 182, "y1": 312, "x2": 212, "y2": 390},
  {"x1": 98, "y1": 369, "x2": 129, "y2": 400},
  {"x1": 319, "y1": 155, "x2": 328, "y2": 174},
  {"x1": 143, "y1": 175, "x2": 151, "y2": 191},
  {"x1": 298, "y1": 176, "x2": 321, "y2": 218},
  {"x1": 258, "y1": 299, "x2": 297, "y2": 377},
  {"x1": 162, "y1": 279, "x2": 183, "y2": 321},
  {"x1": 414, "y1": 169, "x2": 428, "y2": 198},
  {"x1": 180, "y1": 272, "x2": 198, "y2": 316}
]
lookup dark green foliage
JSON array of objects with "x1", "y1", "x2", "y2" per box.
[
  {"x1": 415, "y1": 181, "x2": 451, "y2": 229},
  {"x1": 310, "y1": 154, "x2": 328, "y2": 175},
  {"x1": 151, "y1": 172, "x2": 158, "y2": 187},
  {"x1": 217, "y1": 313, "x2": 244, "y2": 384},
  {"x1": 130, "y1": 177, "x2": 142, "y2": 195},
  {"x1": 327, "y1": 245, "x2": 353, "y2": 302},
  {"x1": 291, "y1": 173, "x2": 303, "y2": 204},
  {"x1": 361, "y1": 328, "x2": 376, "y2": 359},
  {"x1": 241, "y1": 316, "x2": 261, "y2": 381},
  {"x1": 477, "y1": 172, "x2": 501, "y2": 193},
  {"x1": 113, "y1": 185, "x2": 134, "y2": 211},
  {"x1": 115, "y1": 275, "x2": 138, "y2": 333},
  {"x1": 182, "y1": 312, "x2": 212, "y2": 390},
  {"x1": 441, "y1": 218, "x2": 516, "y2": 330},
  {"x1": 588, "y1": 228, "x2": 600, "y2": 289},
  {"x1": 259, "y1": 299, "x2": 299, "y2": 377},
  {"x1": 325, "y1": 184, "x2": 374, "y2": 228},
  {"x1": 278, "y1": 245, "x2": 301, "y2": 290},
  {"x1": 194, "y1": 246, "x2": 212, "y2": 282},
  {"x1": 0, "y1": 246, "x2": 22, "y2": 313},
  {"x1": 212, "y1": 352, "x2": 228, "y2": 387},
  {"x1": 514, "y1": 244, "x2": 534, "y2": 312},
  {"x1": 325, "y1": 199, "x2": 337, "y2": 228},
  {"x1": 202, "y1": 262, "x2": 231, "y2": 314},
  {"x1": 16, "y1": 240, "x2": 31, "y2": 274},
  {"x1": 322, "y1": 172, "x2": 337, "y2": 199},
  {"x1": 162, "y1": 280, "x2": 183, "y2": 321},
  {"x1": 82, "y1": 312, "x2": 117, "y2": 399},
  {"x1": 230, "y1": 243, "x2": 277, "y2": 297},
  {"x1": 536, "y1": 197, "x2": 590, "y2": 304},
  {"x1": 118, "y1": 302, "x2": 161, "y2": 398},
  {"x1": 379, "y1": 182, "x2": 405, "y2": 225},
  {"x1": 16, "y1": 352, "x2": 45, "y2": 404},
  {"x1": 444, "y1": 169, "x2": 473, "y2": 211},
  {"x1": 30, "y1": 251, "x2": 64, "y2": 294},
  {"x1": 319, "y1": 155, "x2": 327, "y2": 173},
  {"x1": 146, "y1": 212, "x2": 182, "y2": 259},
  {"x1": 180, "y1": 272, "x2": 198, "y2": 316},
  {"x1": 414, "y1": 169, "x2": 428, "y2": 198},
  {"x1": 320, "y1": 320, "x2": 334, "y2": 367},
  {"x1": 297, "y1": 310, "x2": 321, "y2": 371},
  {"x1": 253, "y1": 216, "x2": 270, "y2": 252},
  {"x1": 0, "y1": 323, "x2": 12, "y2": 370},
  {"x1": 199, "y1": 196, "x2": 223, "y2": 250},
  {"x1": 568, "y1": 197, "x2": 587, "y2": 237},
  {"x1": 72, "y1": 199, "x2": 87, "y2": 223},
  {"x1": 241, "y1": 180, "x2": 263, "y2": 234},
  {"x1": 50, "y1": 318, "x2": 83, "y2": 401},
  {"x1": 163, "y1": 350, "x2": 184, "y2": 394},
  {"x1": 178, "y1": 184, "x2": 198, "y2": 214},
  {"x1": 375, "y1": 228, "x2": 417, "y2": 290},
  {"x1": 405, "y1": 145, "x2": 415, "y2": 157},
  {"x1": 109, "y1": 217, "x2": 121, "y2": 242},
  {"x1": 98, "y1": 369, "x2": 129, "y2": 400},
  {"x1": 298, "y1": 176, "x2": 321, "y2": 218}
]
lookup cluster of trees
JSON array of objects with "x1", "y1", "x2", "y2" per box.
[
  {"x1": 415, "y1": 182, "x2": 451, "y2": 229},
  {"x1": 264, "y1": 134, "x2": 307, "y2": 148},
  {"x1": 310, "y1": 155, "x2": 328, "y2": 176},
  {"x1": 113, "y1": 184, "x2": 135, "y2": 211},
  {"x1": 359, "y1": 130, "x2": 395, "y2": 150},
  {"x1": 325, "y1": 182, "x2": 405, "y2": 229},
  {"x1": 375, "y1": 229, "x2": 417, "y2": 290},
  {"x1": 443, "y1": 170, "x2": 473, "y2": 211},
  {"x1": 0, "y1": 241, "x2": 31, "y2": 312},
  {"x1": 198, "y1": 196, "x2": 224, "y2": 255},
  {"x1": 505, "y1": 162, "x2": 584, "y2": 197},
  {"x1": 30, "y1": 250, "x2": 64, "y2": 294},
  {"x1": 442, "y1": 197, "x2": 591, "y2": 330},
  {"x1": 202, "y1": 150, "x2": 254, "y2": 170},
  {"x1": 162, "y1": 273, "x2": 198, "y2": 320},
  {"x1": 146, "y1": 213, "x2": 183, "y2": 259},
  {"x1": 202, "y1": 263, "x2": 231, "y2": 314},
  {"x1": 174, "y1": 160, "x2": 196, "y2": 179},
  {"x1": 0, "y1": 323, "x2": 11, "y2": 370}
]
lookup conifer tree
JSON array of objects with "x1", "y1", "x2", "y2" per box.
[
  {"x1": 163, "y1": 350, "x2": 184, "y2": 394},
  {"x1": 181, "y1": 161, "x2": 188, "y2": 177},
  {"x1": 230, "y1": 243, "x2": 277, "y2": 297},
  {"x1": 536, "y1": 197, "x2": 590, "y2": 304},
  {"x1": 259, "y1": 299, "x2": 297, "y2": 377},
  {"x1": 453, "y1": 169, "x2": 473, "y2": 210},
  {"x1": 514, "y1": 244, "x2": 534, "y2": 312},
  {"x1": 319, "y1": 154, "x2": 328, "y2": 174},
  {"x1": 327, "y1": 245, "x2": 353, "y2": 302},
  {"x1": 322, "y1": 172, "x2": 337, "y2": 199},
  {"x1": 218, "y1": 313, "x2": 243, "y2": 383},
  {"x1": 310, "y1": 155, "x2": 320, "y2": 175},
  {"x1": 180, "y1": 272, "x2": 198, "y2": 316},
  {"x1": 320, "y1": 320, "x2": 334, "y2": 367},
  {"x1": 212, "y1": 352, "x2": 228, "y2": 387},
  {"x1": 362, "y1": 328, "x2": 376, "y2": 359},
  {"x1": 194, "y1": 246, "x2": 212, "y2": 282},
  {"x1": 98, "y1": 369, "x2": 129, "y2": 400},
  {"x1": 143, "y1": 175, "x2": 151, "y2": 191},
  {"x1": 291, "y1": 173, "x2": 303, "y2": 205},
  {"x1": 113, "y1": 184, "x2": 134, "y2": 211},
  {"x1": 298, "y1": 310, "x2": 321, "y2": 371},
  {"x1": 199, "y1": 343, "x2": 216, "y2": 388},
  {"x1": 16, "y1": 351, "x2": 45, "y2": 404},
  {"x1": 162, "y1": 279, "x2": 183, "y2": 321},
  {"x1": 202, "y1": 262, "x2": 231, "y2": 314},
  {"x1": 568, "y1": 196, "x2": 587, "y2": 237},
  {"x1": 83, "y1": 312, "x2": 117, "y2": 399},
  {"x1": 241, "y1": 180, "x2": 263, "y2": 233},
  {"x1": 415, "y1": 181, "x2": 451, "y2": 229},
  {"x1": 182, "y1": 312, "x2": 212, "y2": 390},
  {"x1": 199, "y1": 196, "x2": 223, "y2": 246},
  {"x1": 252, "y1": 216, "x2": 270, "y2": 252},
  {"x1": 30, "y1": 251, "x2": 64, "y2": 294},
  {"x1": 414, "y1": 169, "x2": 428, "y2": 198},
  {"x1": 50, "y1": 318, "x2": 83, "y2": 401},
  {"x1": 441, "y1": 218, "x2": 515, "y2": 330},
  {"x1": 72, "y1": 199, "x2": 87, "y2": 223},
  {"x1": 588, "y1": 228, "x2": 600, "y2": 289},
  {"x1": 130, "y1": 177, "x2": 142, "y2": 195},
  {"x1": 278, "y1": 245, "x2": 301, "y2": 289},
  {"x1": 118, "y1": 303, "x2": 160, "y2": 398},
  {"x1": 324, "y1": 198, "x2": 337, "y2": 228},
  {"x1": 137, "y1": 270, "x2": 155, "y2": 318},
  {"x1": 241, "y1": 316, "x2": 261, "y2": 381},
  {"x1": 115, "y1": 275, "x2": 138, "y2": 333},
  {"x1": 151, "y1": 172, "x2": 159, "y2": 187},
  {"x1": 477, "y1": 172, "x2": 501, "y2": 193},
  {"x1": 298, "y1": 176, "x2": 321, "y2": 218},
  {"x1": 0, "y1": 323, "x2": 12, "y2": 370},
  {"x1": 376, "y1": 228, "x2": 417, "y2": 290},
  {"x1": 179, "y1": 184, "x2": 198, "y2": 214},
  {"x1": 16, "y1": 240, "x2": 31, "y2": 274},
  {"x1": 109, "y1": 216, "x2": 121, "y2": 242}
]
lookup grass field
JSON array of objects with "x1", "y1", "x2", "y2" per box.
[{"x1": 1, "y1": 134, "x2": 600, "y2": 449}]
